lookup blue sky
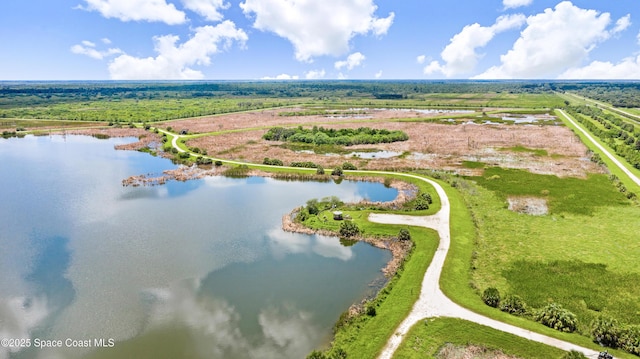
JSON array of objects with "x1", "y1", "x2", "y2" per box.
[{"x1": 0, "y1": 0, "x2": 638, "y2": 80}]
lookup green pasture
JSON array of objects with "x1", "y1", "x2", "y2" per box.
[{"x1": 394, "y1": 317, "x2": 567, "y2": 359}]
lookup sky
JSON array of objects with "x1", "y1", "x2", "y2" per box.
[{"x1": 0, "y1": 0, "x2": 639, "y2": 80}]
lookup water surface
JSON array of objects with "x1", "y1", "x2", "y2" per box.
[{"x1": 0, "y1": 135, "x2": 395, "y2": 359}]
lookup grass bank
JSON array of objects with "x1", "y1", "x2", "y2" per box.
[{"x1": 394, "y1": 317, "x2": 566, "y2": 359}]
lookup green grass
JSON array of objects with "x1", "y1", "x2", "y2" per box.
[
  {"x1": 394, "y1": 318, "x2": 567, "y2": 359},
  {"x1": 504, "y1": 260, "x2": 640, "y2": 332},
  {"x1": 433, "y1": 173, "x2": 636, "y2": 359},
  {"x1": 469, "y1": 167, "x2": 627, "y2": 215},
  {"x1": 327, "y1": 226, "x2": 438, "y2": 358},
  {"x1": 499, "y1": 145, "x2": 548, "y2": 157},
  {"x1": 462, "y1": 160, "x2": 485, "y2": 169}
]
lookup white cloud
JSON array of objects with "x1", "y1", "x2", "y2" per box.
[
  {"x1": 71, "y1": 41, "x2": 122, "y2": 60},
  {"x1": 337, "y1": 72, "x2": 347, "y2": 80},
  {"x1": 416, "y1": 55, "x2": 426, "y2": 64},
  {"x1": 612, "y1": 14, "x2": 631, "y2": 34},
  {"x1": 638, "y1": 30, "x2": 640, "y2": 45},
  {"x1": 101, "y1": 38, "x2": 112, "y2": 45},
  {"x1": 475, "y1": 1, "x2": 615, "y2": 79},
  {"x1": 240, "y1": 0, "x2": 394, "y2": 62},
  {"x1": 261, "y1": 74, "x2": 299, "y2": 80},
  {"x1": 559, "y1": 56, "x2": 640, "y2": 79},
  {"x1": 503, "y1": 0, "x2": 533, "y2": 9},
  {"x1": 79, "y1": 0, "x2": 187, "y2": 25},
  {"x1": 335, "y1": 52, "x2": 366, "y2": 70},
  {"x1": 182, "y1": 0, "x2": 229, "y2": 22},
  {"x1": 374, "y1": 70, "x2": 382, "y2": 78},
  {"x1": 425, "y1": 14, "x2": 525, "y2": 77},
  {"x1": 304, "y1": 69, "x2": 325, "y2": 79},
  {"x1": 108, "y1": 21, "x2": 247, "y2": 79}
]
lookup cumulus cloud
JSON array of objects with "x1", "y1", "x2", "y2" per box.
[
  {"x1": 425, "y1": 14, "x2": 525, "y2": 77},
  {"x1": 335, "y1": 52, "x2": 366, "y2": 70},
  {"x1": 638, "y1": 30, "x2": 640, "y2": 45},
  {"x1": 475, "y1": 1, "x2": 616, "y2": 79},
  {"x1": 71, "y1": 40, "x2": 122, "y2": 60},
  {"x1": 108, "y1": 20, "x2": 247, "y2": 79},
  {"x1": 374, "y1": 70, "x2": 382, "y2": 78},
  {"x1": 559, "y1": 56, "x2": 640, "y2": 79},
  {"x1": 304, "y1": 69, "x2": 325, "y2": 79},
  {"x1": 101, "y1": 38, "x2": 112, "y2": 44},
  {"x1": 503, "y1": 0, "x2": 533, "y2": 9},
  {"x1": 240, "y1": 0, "x2": 394, "y2": 62},
  {"x1": 261, "y1": 74, "x2": 299, "y2": 80},
  {"x1": 78, "y1": 0, "x2": 187, "y2": 25},
  {"x1": 612, "y1": 14, "x2": 631, "y2": 34},
  {"x1": 416, "y1": 55, "x2": 426, "y2": 64},
  {"x1": 182, "y1": 0, "x2": 229, "y2": 22}
]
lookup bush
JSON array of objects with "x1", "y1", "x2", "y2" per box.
[
  {"x1": 331, "y1": 167, "x2": 344, "y2": 176},
  {"x1": 482, "y1": 287, "x2": 501, "y2": 308},
  {"x1": 618, "y1": 325, "x2": 640, "y2": 355},
  {"x1": 342, "y1": 162, "x2": 357, "y2": 170},
  {"x1": 562, "y1": 350, "x2": 588, "y2": 359},
  {"x1": 306, "y1": 350, "x2": 327, "y2": 359},
  {"x1": 316, "y1": 166, "x2": 325, "y2": 175},
  {"x1": 590, "y1": 316, "x2": 620, "y2": 348},
  {"x1": 500, "y1": 294, "x2": 527, "y2": 315},
  {"x1": 306, "y1": 199, "x2": 319, "y2": 215},
  {"x1": 398, "y1": 228, "x2": 411, "y2": 241},
  {"x1": 414, "y1": 198, "x2": 429, "y2": 210},
  {"x1": 535, "y1": 303, "x2": 578, "y2": 333},
  {"x1": 263, "y1": 157, "x2": 283, "y2": 166},
  {"x1": 339, "y1": 221, "x2": 360, "y2": 238},
  {"x1": 365, "y1": 303, "x2": 377, "y2": 317},
  {"x1": 214, "y1": 160, "x2": 223, "y2": 166}
]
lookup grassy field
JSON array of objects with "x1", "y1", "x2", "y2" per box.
[
  {"x1": 394, "y1": 318, "x2": 567, "y2": 359},
  {"x1": 461, "y1": 171, "x2": 640, "y2": 334},
  {"x1": 0, "y1": 118, "x2": 107, "y2": 130},
  {"x1": 327, "y1": 226, "x2": 438, "y2": 358}
]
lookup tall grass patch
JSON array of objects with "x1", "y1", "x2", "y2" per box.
[
  {"x1": 469, "y1": 167, "x2": 627, "y2": 215},
  {"x1": 394, "y1": 318, "x2": 566, "y2": 359},
  {"x1": 503, "y1": 260, "x2": 640, "y2": 333}
]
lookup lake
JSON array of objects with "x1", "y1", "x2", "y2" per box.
[{"x1": 0, "y1": 135, "x2": 396, "y2": 359}]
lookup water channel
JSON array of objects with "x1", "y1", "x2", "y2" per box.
[{"x1": 0, "y1": 135, "x2": 397, "y2": 359}]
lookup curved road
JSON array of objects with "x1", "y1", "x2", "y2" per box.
[
  {"x1": 366, "y1": 173, "x2": 601, "y2": 359},
  {"x1": 158, "y1": 129, "x2": 609, "y2": 358}
]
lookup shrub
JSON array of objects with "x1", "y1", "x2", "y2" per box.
[
  {"x1": 263, "y1": 157, "x2": 283, "y2": 166},
  {"x1": 178, "y1": 151, "x2": 190, "y2": 159},
  {"x1": 482, "y1": 287, "x2": 501, "y2": 308},
  {"x1": 316, "y1": 166, "x2": 325, "y2": 175},
  {"x1": 214, "y1": 160, "x2": 223, "y2": 166},
  {"x1": 562, "y1": 350, "x2": 588, "y2": 359},
  {"x1": 339, "y1": 221, "x2": 360, "y2": 238},
  {"x1": 618, "y1": 325, "x2": 640, "y2": 355},
  {"x1": 535, "y1": 303, "x2": 578, "y2": 333},
  {"x1": 331, "y1": 167, "x2": 344, "y2": 176},
  {"x1": 342, "y1": 162, "x2": 357, "y2": 170},
  {"x1": 365, "y1": 303, "x2": 377, "y2": 317},
  {"x1": 290, "y1": 161, "x2": 318, "y2": 168},
  {"x1": 590, "y1": 316, "x2": 620, "y2": 348},
  {"x1": 500, "y1": 294, "x2": 527, "y2": 315},
  {"x1": 306, "y1": 350, "x2": 327, "y2": 359},
  {"x1": 414, "y1": 198, "x2": 429, "y2": 210},
  {"x1": 398, "y1": 228, "x2": 411, "y2": 241},
  {"x1": 306, "y1": 199, "x2": 319, "y2": 215}
]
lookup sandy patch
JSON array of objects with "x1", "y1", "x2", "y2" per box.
[
  {"x1": 507, "y1": 196, "x2": 548, "y2": 215},
  {"x1": 437, "y1": 343, "x2": 523, "y2": 359}
]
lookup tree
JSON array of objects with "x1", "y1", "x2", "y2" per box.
[
  {"x1": 398, "y1": 228, "x2": 411, "y2": 241},
  {"x1": 316, "y1": 165, "x2": 325, "y2": 175},
  {"x1": 339, "y1": 221, "x2": 360, "y2": 238},
  {"x1": 342, "y1": 162, "x2": 357, "y2": 170},
  {"x1": 482, "y1": 287, "x2": 501, "y2": 308},
  {"x1": 306, "y1": 199, "x2": 319, "y2": 215},
  {"x1": 331, "y1": 167, "x2": 344, "y2": 176}
]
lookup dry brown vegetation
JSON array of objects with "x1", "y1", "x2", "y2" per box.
[
  {"x1": 436, "y1": 343, "x2": 523, "y2": 359},
  {"x1": 182, "y1": 109, "x2": 602, "y2": 177}
]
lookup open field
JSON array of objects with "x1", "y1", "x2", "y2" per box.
[
  {"x1": 180, "y1": 108, "x2": 601, "y2": 178},
  {"x1": 5, "y1": 82, "x2": 640, "y2": 358}
]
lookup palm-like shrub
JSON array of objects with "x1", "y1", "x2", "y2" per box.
[
  {"x1": 500, "y1": 294, "x2": 527, "y2": 315},
  {"x1": 535, "y1": 303, "x2": 577, "y2": 333},
  {"x1": 590, "y1": 315, "x2": 620, "y2": 348},
  {"x1": 482, "y1": 287, "x2": 501, "y2": 308}
]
